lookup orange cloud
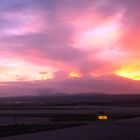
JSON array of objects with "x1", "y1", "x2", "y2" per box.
[
  {"x1": 69, "y1": 71, "x2": 81, "y2": 78},
  {"x1": 0, "y1": 57, "x2": 55, "y2": 82}
]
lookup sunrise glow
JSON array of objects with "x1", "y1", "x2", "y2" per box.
[
  {"x1": 0, "y1": 0, "x2": 140, "y2": 95},
  {"x1": 69, "y1": 72, "x2": 81, "y2": 78},
  {"x1": 116, "y1": 64, "x2": 140, "y2": 80},
  {"x1": 117, "y1": 71, "x2": 140, "y2": 80},
  {"x1": 0, "y1": 58, "x2": 54, "y2": 82}
]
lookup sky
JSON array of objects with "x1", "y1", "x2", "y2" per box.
[{"x1": 0, "y1": 0, "x2": 140, "y2": 96}]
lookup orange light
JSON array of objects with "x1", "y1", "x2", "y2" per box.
[
  {"x1": 69, "y1": 72, "x2": 81, "y2": 78},
  {"x1": 98, "y1": 115, "x2": 108, "y2": 120}
]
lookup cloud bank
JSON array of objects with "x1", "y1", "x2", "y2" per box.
[{"x1": 0, "y1": 0, "x2": 140, "y2": 95}]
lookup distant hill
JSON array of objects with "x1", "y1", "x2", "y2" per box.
[{"x1": 0, "y1": 94, "x2": 140, "y2": 106}]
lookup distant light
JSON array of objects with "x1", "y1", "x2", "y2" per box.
[{"x1": 98, "y1": 115, "x2": 108, "y2": 120}]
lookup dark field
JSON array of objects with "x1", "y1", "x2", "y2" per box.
[{"x1": 0, "y1": 94, "x2": 140, "y2": 139}]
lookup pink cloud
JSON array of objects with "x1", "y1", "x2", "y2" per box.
[{"x1": 0, "y1": 0, "x2": 140, "y2": 95}]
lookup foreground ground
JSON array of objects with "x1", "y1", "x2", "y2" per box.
[
  {"x1": 1, "y1": 116, "x2": 140, "y2": 140},
  {"x1": 0, "y1": 95, "x2": 140, "y2": 140}
]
